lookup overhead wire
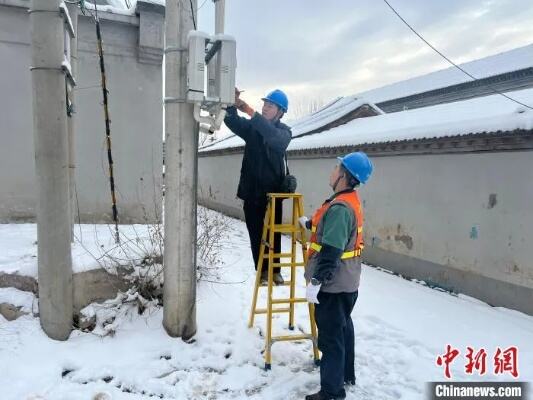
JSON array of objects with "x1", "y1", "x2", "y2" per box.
[
  {"x1": 382, "y1": 0, "x2": 533, "y2": 110},
  {"x1": 189, "y1": 0, "x2": 197, "y2": 29},
  {"x1": 198, "y1": 0, "x2": 209, "y2": 11}
]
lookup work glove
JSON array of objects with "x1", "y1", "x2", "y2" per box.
[
  {"x1": 306, "y1": 281, "x2": 321, "y2": 304},
  {"x1": 298, "y1": 216, "x2": 310, "y2": 230}
]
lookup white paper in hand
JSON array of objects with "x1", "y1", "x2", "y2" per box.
[
  {"x1": 298, "y1": 216, "x2": 310, "y2": 230},
  {"x1": 306, "y1": 283, "x2": 321, "y2": 304}
]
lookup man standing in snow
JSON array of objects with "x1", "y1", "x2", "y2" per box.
[
  {"x1": 224, "y1": 88, "x2": 292, "y2": 285},
  {"x1": 302, "y1": 152, "x2": 373, "y2": 400}
]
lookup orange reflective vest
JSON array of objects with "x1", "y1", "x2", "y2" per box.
[{"x1": 307, "y1": 191, "x2": 364, "y2": 259}]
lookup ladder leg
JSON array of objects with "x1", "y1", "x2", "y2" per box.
[
  {"x1": 248, "y1": 201, "x2": 271, "y2": 328},
  {"x1": 288, "y1": 197, "x2": 297, "y2": 330},
  {"x1": 250, "y1": 194, "x2": 318, "y2": 370},
  {"x1": 298, "y1": 196, "x2": 319, "y2": 364},
  {"x1": 265, "y1": 197, "x2": 275, "y2": 370},
  {"x1": 309, "y1": 302, "x2": 321, "y2": 366},
  {"x1": 297, "y1": 197, "x2": 309, "y2": 255}
]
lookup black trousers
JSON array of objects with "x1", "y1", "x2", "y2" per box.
[
  {"x1": 243, "y1": 197, "x2": 282, "y2": 274},
  {"x1": 315, "y1": 291, "x2": 358, "y2": 399}
]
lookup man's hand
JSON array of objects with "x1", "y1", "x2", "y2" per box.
[
  {"x1": 233, "y1": 87, "x2": 255, "y2": 117},
  {"x1": 235, "y1": 98, "x2": 246, "y2": 109},
  {"x1": 298, "y1": 216, "x2": 310, "y2": 230},
  {"x1": 306, "y1": 282, "x2": 321, "y2": 304},
  {"x1": 235, "y1": 87, "x2": 242, "y2": 100},
  {"x1": 234, "y1": 87, "x2": 245, "y2": 107}
]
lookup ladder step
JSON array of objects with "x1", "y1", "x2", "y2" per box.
[
  {"x1": 271, "y1": 224, "x2": 304, "y2": 233},
  {"x1": 270, "y1": 262, "x2": 305, "y2": 267},
  {"x1": 267, "y1": 193, "x2": 303, "y2": 199},
  {"x1": 271, "y1": 298, "x2": 307, "y2": 304},
  {"x1": 272, "y1": 334, "x2": 313, "y2": 342},
  {"x1": 262, "y1": 252, "x2": 294, "y2": 259},
  {"x1": 254, "y1": 307, "x2": 290, "y2": 314},
  {"x1": 261, "y1": 243, "x2": 308, "y2": 251},
  {"x1": 259, "y1": 281, "x2": 291, "y2": 287}
]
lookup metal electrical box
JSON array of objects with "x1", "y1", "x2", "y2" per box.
[
  {"x1": 186, "y1": 31, "x2": 236, "y2": 106},
  {"x1": 187, "y1": 31, "x2": 209, "y2": 103},
  {"x1": 214, "y1": 34, "x2": 236, "y2": 105}
]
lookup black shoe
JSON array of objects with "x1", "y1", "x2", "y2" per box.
[
  {"x1": 305, "y1": 391, "x2": 327, "y2": 400},
  {"x1": 273, "y1": 272, "x2": 284, "y2": 285},
  {"x1": 344, "y1": 379, "x2": 356, "y2": 386},
  {"x1": 305, "y1": 391, "x2": 344, "y2": 400},
  {"x1": 260, "y1": 270, "x2": 268, "y2": 285}
]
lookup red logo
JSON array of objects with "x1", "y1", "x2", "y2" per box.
[
  {"x1": 436, "y1": 346, "x2": 519, "y2": 379},
  {"x1": 436, "y1": 345, "x2": 460, "y2": 379},
  {"x1": 494, "y1": 346, "x2": 519, "y2": 378}
]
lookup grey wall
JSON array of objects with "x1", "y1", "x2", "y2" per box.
[
  {"x1": 0, "y1": 0, "x2": 164, "y2": 223},
  {"x1": 198, "y1": 147, "x2": 533, "y2": 315}
]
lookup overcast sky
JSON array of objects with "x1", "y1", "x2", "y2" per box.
[{"x1": 197, "y1": 0, "x2": 533, "y2": 118}]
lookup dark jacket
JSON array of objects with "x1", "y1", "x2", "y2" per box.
[{"x1": 224, "y1": 106, "x2": 292, "y2": 201}]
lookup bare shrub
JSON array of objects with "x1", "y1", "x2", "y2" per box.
[
  {"x1": 73, "y1": 205, "x2": 234, "y2": 328},
  {"x1": 196, "y1": 206, "x2": 233, "y2": 282}
]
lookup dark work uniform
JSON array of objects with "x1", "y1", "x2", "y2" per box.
[{"x1": 224, "y1": 106, "x2": 292, "y2": 272}]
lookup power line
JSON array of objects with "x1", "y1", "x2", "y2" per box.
[
  {"x1": 382, "y1": 0, "x2": 533, "y2": 110},
  {"x1": 189, "y1": 0, "x2": 197, "y2": 29},
  {"x1": 198, "y1": 0, "x2": 209, "y2": 11}
]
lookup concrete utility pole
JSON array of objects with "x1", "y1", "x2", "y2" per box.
[
  {"x1": 163, "y1": 0, "x2": 198, "y2": 339},
  {"x1": 66, "y1": 2, "x2": 79, "y2": 241},
  {"x1": 30, "y1": 0, "x2": 73, "y2": 340},
  {"x1": 215, "y1": 0, "x2": 225, "y2": 33}
]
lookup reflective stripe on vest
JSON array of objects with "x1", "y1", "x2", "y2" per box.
[
  {"x1": 311, "y1": 226, "x2": 362, "y2": 234},
  {"x1": 309, "y1": 242, "x2": 362, "y2": 258},
  {"x1": 308, "y1": 190, "x2": 364, "y2": 260}
]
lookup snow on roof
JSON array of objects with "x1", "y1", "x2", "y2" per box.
[
  {"x1": 290, "y1": 96, "x2": 383, "y2": 138},
  {"x1": 84, "y1": 0, "x2": 148, "y2": 16},
  {"x1": 358, "y1": 44, "x2": 533, "y2": 104},
  {"x1": 200, "y1": 45, "x2": 533, "y2": 154},
  {"x1": 288, "y1": 88, "x2": 533, "y2": 151},
  {"x1": 199, "y1": 97, "x2": 383, "y2": 152},
  {"x1": 200, "y1": 88, "x2": 533, "y2": 154}
]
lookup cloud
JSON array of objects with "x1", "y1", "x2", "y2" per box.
[{"x1": 197, "y1": 0, "x2": 533, "y2": 118}]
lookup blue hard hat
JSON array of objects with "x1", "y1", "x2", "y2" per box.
[
  {"x1": 337, "y1": 152, "x2": 373, "y2": 185},
  {"x1": 262, "y1": 89, "x2": 288, "y2": 112}
]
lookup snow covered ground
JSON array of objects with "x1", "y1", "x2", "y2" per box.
[
  {"x1": 1, "y1": 212, "x2": 532, "y2": 400},
  {"x1": 0, "y1": 223, "x2": 161, "y2": 278}
]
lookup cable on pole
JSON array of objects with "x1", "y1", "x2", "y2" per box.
[
  {"x1": 382, "y1": 0, "x2": 533, "y2": 110},
  {"x1": 189, "y1": 0, "x2": 197, "y2": 29},
  {"x1": 93, "y1": 5, "x2": 120, "y2": 243}
]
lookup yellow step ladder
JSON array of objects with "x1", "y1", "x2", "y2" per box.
[{"x1": 248, "y1": 193, "x2": 320, "y2": 370}]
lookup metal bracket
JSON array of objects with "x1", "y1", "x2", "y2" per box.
[
  {"x1": 59, "y1": 3, "x2": 76, "y2": 38},
  {"x1": 164, "y1": 46, "x2": 187, "y2": 54},
  {"x1": 164, "y1": 97, "x2": 187, "y2": 104},
  {"x1": 62, "y1": 65, "x2": 77, "y2": 88},
  {"x1": 30, "y1": 65, "x2": 76, "y2": 87},
  {"x1": 28, "y1": 8, "x2": 75, "y2": 39},
  {"x1": 205, "y1": 40, "x2": 221, "y2": 64}
]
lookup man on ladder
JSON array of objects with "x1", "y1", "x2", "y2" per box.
[
  {"x1": 302, "y1": 152, "x2": 373, "y2": 400},
  {"x1": 224, "y1": 88, "x2": 291, "y2": 285}
]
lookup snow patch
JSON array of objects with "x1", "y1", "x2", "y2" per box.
[
  {"x1": 0, "y1": 287, "x2": 36, "y2": 313},
  {"x1": 0, "y1": 211, "x2": 532, "y2": 399}
]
